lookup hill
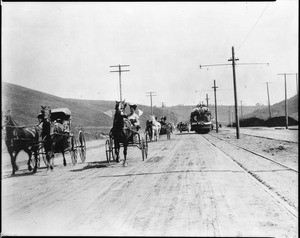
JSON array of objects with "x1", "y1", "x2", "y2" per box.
[
  {"x1": 2, "y1": 82, "x2": 177, "y2": 138},
  {"x1": 2, "y1": 82, "x2": 298, "y2": 138},
  {"x1": 243, "y1": 94, "x2": 298, "y2": 121}
]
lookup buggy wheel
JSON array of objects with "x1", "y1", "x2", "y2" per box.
[
  {"x1": 38, "y1": 145, "x2": 47, "y2": 168},
  {"x1": 78, "y1": 131, "x2": 86, "y2": 163},
  {"x1": 141, "y1": 138, "x2": 145, "y2": 161},
  {"x1": 144, "y1": 137, "x2": 148, "y2": 159},
  {"x1": 70, "y1": 136, "x2": 78, "y2": 166},
  {"x1": 109, "y1": 138, "x2": 115, "y2": 161},
  {"x1": 105, "y1": 139, "x2": 112, "y2": 163}
]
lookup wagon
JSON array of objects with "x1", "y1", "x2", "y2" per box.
[
  {"x1": 105, "y1": 130, "x2": 148, "y2": 163},
  {"x1": 37, "y1": 108, "x2": 86, "y2": 166}
]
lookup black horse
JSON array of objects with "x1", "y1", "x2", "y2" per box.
[
  {"x1": 4, "y1": 110, "x2": 39, "y2": 175},
  {"x1": 110, "y1": 100, "x2": 133, "y2": 167},
  {"x1": 41, "y1": 106, "x2": 69, "y2": 171}
]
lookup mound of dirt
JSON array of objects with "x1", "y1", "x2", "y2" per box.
[
  {"x1": 265, "y1": 116, "x2": 298, "y2": 127},
  {"x1": 229, "y1": 116, "x2": 298, "y2": 127}
]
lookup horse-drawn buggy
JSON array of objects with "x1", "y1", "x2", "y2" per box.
[
  {"x1": 105, "y1": 100, "x2": 148, "y2": 166},
  {"x1": 145, "y1": 116, "x2": 172, "y2": 141},
  {"x1": 4, "y1": 106, "x2": 86, "y2": 175}
]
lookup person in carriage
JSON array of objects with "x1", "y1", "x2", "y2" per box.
[
  {"x1": 160, "y1": 116, "x2": 167, "y2": 126},
  {"x1": 126, "y1": 103, "x2": 140, "y2": 142},
  {"x1": 126, "y1": 103, "x2": 140, "y2": 130}
]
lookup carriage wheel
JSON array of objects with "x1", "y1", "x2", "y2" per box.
[
  {"x1": 144, "y1": 135, "x2": 148, "y2": 159},
  {"x1": 70, "y1": 136, "x2": 78, "y2": 166},
  {"x1": 141, "y1": 138, "x2": 145, "y2": 161},
  {"x1": 38, "y1": 144, "x2": 47, "y2": 168},
  {"x1": 109, "y1": 138, "x2": 115, "y2": 161},
  {"x1": 105, "y1": 139, "x2": 112, "y2": 163},
  {"x1": 78, "y1": 131, "x2": 86, "y2": 163}
]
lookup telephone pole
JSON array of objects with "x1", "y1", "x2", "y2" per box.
[
  {"x1": 265, "y1": 82, "x2": 272, "y2": 119},
  {"x1": 228, "y1": 47, "x2": 240, "y2": 138},
  {"x1": 110, "y1": 64, "x2": 130, "y2": 101},
  {"x1": 199, "y1": 46, "x2": 269, "y2": 139},
  {"x1": 161, "y1": 102, "x2": 165, "y2": 117},
  {"x1": 277, "y1": 73, "x2": 293, "y2": 129},
  {"x1": 206, "y1": 94, "x2": 209, "y2": 107},
  {"x1": 146, "y1": 92, "x2": 157, "y2": 116},
  {"x1": 212, "y1": 80, "x2": 219, "y2": 133}
]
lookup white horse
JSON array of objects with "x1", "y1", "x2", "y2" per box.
[{"x1": 150, "y1": 115, "x2": 161, "y2": 141}]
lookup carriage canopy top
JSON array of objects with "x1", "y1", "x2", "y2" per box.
[
  {"x1": 50, "y1": 108, "x2": 71, "y2": 121},
  {"x1": 37, "y1": 108, "x2": 71, "y2": 121}
]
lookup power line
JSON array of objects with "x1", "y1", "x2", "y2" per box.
[{"x1": 236, "y1": 2, "x2": 271, "y2": 53}]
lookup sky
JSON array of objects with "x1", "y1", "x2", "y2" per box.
[{"x1": 2, "y1": 1, "x2": 298, "y2": 108}]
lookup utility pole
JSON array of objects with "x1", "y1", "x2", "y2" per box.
[
  {"x1": 206, "y1": 94, "x2": 209, "y2": 107},
  {"x1": 212, "y1": 80, "x2": 219, "y2": 133},
  {"x1": 277, "y1": 73, "x2": 291, "y2": 129},
  {"x1": 110, "y1": 64, "x2": 130, "y2": 101},
  {"x1": 146, "y1": 92, "x2": 157, "y2": 116},
  {"x1": 200, "y1": 47, "x2": 268, "y2": 138},
  {"x1": 228, "y1": 47, "x2": 240, "y2": 138},
  {"x1": 265, "y1": 82, "x2": 272, "y2": 119},
  {"x1": 161, "y1": 102, "x2": 165, "y2": 117}
]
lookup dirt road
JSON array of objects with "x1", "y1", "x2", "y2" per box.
[{"x1": 1, "y1": 130, "x2": 298, "y2": 237}]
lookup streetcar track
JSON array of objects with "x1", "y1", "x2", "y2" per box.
[
  {"x1": 201, "y1": 134, "x2": 298, "y2": 219},
  {"x1": 208, "y1": 133, "x2": 298, "y2": 173},
  {"x1": 237, "y1": 131, "x2": 298, "y2": 144}
]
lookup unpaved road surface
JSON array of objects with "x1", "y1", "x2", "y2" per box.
[{"x1": 1, "y1": 128, "x2": 298, "y2": 236}]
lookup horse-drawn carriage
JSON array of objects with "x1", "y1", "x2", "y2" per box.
[
  {"x1": 105, "y1": 100, "x2": 148, "y2": 166},
  {"x1": 105, "y1": 131, "x2": 148, "y2": 164},
  {"x1": 4, "y1": 107, "x2": 86, "y2": 175},
  {"x1": 145, "y1": 116, "x2": 172, "y2": 141},
  {"x1": 37, "y1": 107, "x2": 87, "y2": 168}
]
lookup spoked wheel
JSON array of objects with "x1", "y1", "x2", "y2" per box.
[
  {"x1": 78, "y1": 131, "x2": 86, "y2": 163},
  {"x1": 140, "y1": 138, "x2": 145, "y2": 161},
  {"x1": 37, "y1": 144, "x2": 47, "y2": 168},
  {"x1": 70, "y1": 135, "x2": 78, "y2": 166},
  {"x1": 105, "y1": 138, "x2": 115, "y2": 163},
  {"x1": 105, "y1": 139, "x2": 111, "y2": 163},
  {"x1": 144, "y1": 137, "x2": 148, "y2": 159}
]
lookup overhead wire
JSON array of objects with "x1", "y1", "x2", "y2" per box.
[{"x1": 236, "y1": 2, "x2": 271, "y2": 53}]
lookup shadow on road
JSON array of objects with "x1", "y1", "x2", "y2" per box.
[{"x1": 70, "y1": 161, "x2": 109, "y2": 172}]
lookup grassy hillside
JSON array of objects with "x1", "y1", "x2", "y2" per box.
[
  {"x1": 2, "y1": 82, "x2": 297, "y2": 139},
  {"x1": 243, "y1": 94, "x2": 298, "y2": 121},
  {"x1": 2, "y1": 82, "x2": 177, "y2": 137}
]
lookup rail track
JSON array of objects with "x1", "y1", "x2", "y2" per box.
[
  {"x1": 208, "y1": 133, "x2": 298, "y2": 173},
  {"x1": 237, "y1": 130, "x2": 298, "y2": 144},
  {"x1": 201, "y1": 133, "x2": 298, "y2": 219}
]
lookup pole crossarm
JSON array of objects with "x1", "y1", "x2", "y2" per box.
[
  {"x1": 200, "y1": 63, "x2": 231, "y2": 69},
  {"x1": 109, "y1": 64, "x2": 130, "y2": 101},
  {"x1": 110, "y1": 65, "x2": 130, "y2": 67}
]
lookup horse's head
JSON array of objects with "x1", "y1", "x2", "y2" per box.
[
  {"x1": 115, "y1": 100, "x2": 127, "y2": 116},
  {"x1": 41, "y1": 106, "x2": 51, "y2": 121}
]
